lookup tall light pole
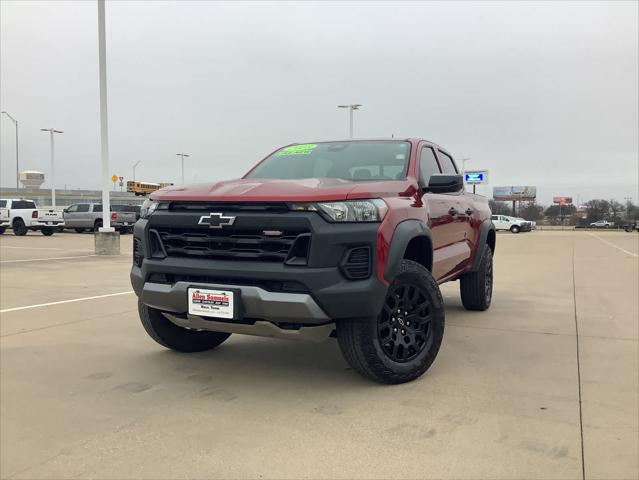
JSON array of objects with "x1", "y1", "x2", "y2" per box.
[
  {"x1": 176, "y1": 153, "x2": 190, "y2": 184},
  {"x1": 1, "y1": 111, "x2": 19, "y2": 190},
  {"x1": 337, "y1": 104, "x2": 362, "y2": 138},
  {"x1": 40, "y1": 128, "x2": 63, "y2": 207},
  {"x1": 133, "y1": 160, "x2": 142, "y2": 182}
]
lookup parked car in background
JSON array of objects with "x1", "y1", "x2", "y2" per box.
[
  {"x1": 0, "y1": 206, "x2": 10, "y2": 233},
  {"x1": 0, "y1": 198, "x2": 65, "y2": 236},
  {"x1": 623, "y1": 222, "x2": 637, "y2": 232},
  {"x1": 63, "y1": 203, "x2": 137, "y2": 233},
  {"x1": 491, "y1": 214, "x2": 531, "y2": 233},
  {"x1": 590, "y1": 220, "x2": 612, "y2": 228}
]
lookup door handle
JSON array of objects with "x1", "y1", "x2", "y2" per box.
[
  {"x1": 448, "y1": 207, "x2": 458, "y2": 216},
  {"x1": 465, "y1": 208, "x2": 473, "y2": 216}
]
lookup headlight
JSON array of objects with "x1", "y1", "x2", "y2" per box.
[
  {"x1": 140, "y1": 199, "x2": 159, "y2": 219},
  {"x1": 291, "y1": 199, "x2": 388, "y2": 222}
]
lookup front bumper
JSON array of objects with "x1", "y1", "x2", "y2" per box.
[{"x1": 131, "y1": 212, "x2": 388, "y2": 323}]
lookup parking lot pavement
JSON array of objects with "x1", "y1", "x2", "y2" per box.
[{"x1": 1, "y1": 230, "x2": 637, "y2": 479}]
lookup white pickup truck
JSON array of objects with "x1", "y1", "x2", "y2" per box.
[
  {"x1": 0, "y1": 198, "x2": 65, "y2": 236},
  {"x1": 491, "y1": 214, "x2": 532, "y2": 234}
]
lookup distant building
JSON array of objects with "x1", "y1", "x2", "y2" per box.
[{"x1": 20, "y1": 170, "x2": 45, "y2": 189}]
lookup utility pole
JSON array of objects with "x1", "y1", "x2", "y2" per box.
[
  {"x1": 337, "y1": 104, "x2": 362, "y2": 138},
  {"x1": 176, "y1": 153, "x2": 190, "y2": 184},
  {"x1": 40, "y1": 128, "x2": 63, "y2": 207},
  {"x1": 1, "y1": 111, "x2": 19, "y2": 190}
]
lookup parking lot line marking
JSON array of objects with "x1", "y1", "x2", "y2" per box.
[
  {"x1": 0, "y1": 291, "x2": 134, "y2": 313},
  {"x1": 0, "y1": 255, "x2": 97, "y2": 264},
  {"x1": 587, "y1": 232, "x2": 638, "y2": 258},
  {"x1": 0, "y1": 246, "x2": 93, "y2": 251}
]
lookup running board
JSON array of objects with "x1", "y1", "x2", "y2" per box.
[{"x1": 163, "y1": 313, "x2": 334, "y2": 343}]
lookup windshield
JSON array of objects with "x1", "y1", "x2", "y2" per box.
[{"x1": 247, "y1": 141, "x2": 410, "y2": 182}]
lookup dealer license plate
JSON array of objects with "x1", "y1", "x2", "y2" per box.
[{"x1": 188, "y1": 288, "x2": 235, "y2": 319}]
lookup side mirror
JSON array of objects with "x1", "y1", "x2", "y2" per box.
[{"x1": 424, "y1": 174, "x2": 464, "y2": 194}]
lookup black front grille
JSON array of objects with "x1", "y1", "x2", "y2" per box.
[
  {"x1": 341, "y1": 246, "x2": 371, "y2": 279},
  {"x1": 152, "y1": 227, "x2": 309, "y2": 263}
]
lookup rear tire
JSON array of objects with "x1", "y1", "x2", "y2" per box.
[
  {"x1": 510, "y1": 225, "x2": 520, "y2": 234},
  {"x1": 41, "y1": 227, "x2": 54, "y2": 236},
  {"x1": 337, "y1": 260, "x2": 445, "y2": 384},
  {"x1": 94, "y1": 220, "x2": 102, "y2": 232},
  {"x1": 460, "y1": 246, "x2": 493, "y2": 311},
  {"x1": 138, "y1": 301, "x2": 231, "y2": 353},
  {"x1": 13, "y1": 219, "x2": 27, "y2": 236},
  {"x1": 0, "y1": 227, "x2": 5, "y2": 235}
]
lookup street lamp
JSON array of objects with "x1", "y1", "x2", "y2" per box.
[
  {"x1": 1, "y1": 111, "x2": 19, "y2": 190},
  {"x1": 337, "y1": 104, "x2": 362, "y2": 139},
  {"x1": 176, "y1": 153, "x2": 190, "y2": 184},
  {"x1": 40, "y1": 128, "x2": 63, "y2": 207},
  {"x1": 133, "y1": 160, "x2": 142, "y2": 182}
]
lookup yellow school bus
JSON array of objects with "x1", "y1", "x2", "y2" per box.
[{"x1": 127, "y1": 181, "x2": 173, "y2": 196}]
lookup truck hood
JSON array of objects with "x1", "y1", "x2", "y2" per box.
[{"x1": 152, "y1": 178, "x2": 413, "y2": 203}]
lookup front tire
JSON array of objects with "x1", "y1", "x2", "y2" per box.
[
  {"x1": 337, "y1": 260, "x2": 445, "y2": 384},
  {"x1": 460, "y1": 246, "x2": 493, "y2": 311},
  {"x1": 510, "y1": 225, "x2": 520, "y2": 234},
  {"x1": 13, "y1": 219, "x2": 27, "y2": 236},
  {"x1": 138, "y1": 301, "x2": 231, "y2": 353}
]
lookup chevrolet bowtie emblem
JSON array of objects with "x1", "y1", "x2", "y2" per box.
[{"x1": 198, "y1": 212, "x2": 236, "y2": 228}]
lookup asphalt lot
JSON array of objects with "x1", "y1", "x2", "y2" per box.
[{"x1": 1, "y1": 230, "x2": 637, "y2": 479}]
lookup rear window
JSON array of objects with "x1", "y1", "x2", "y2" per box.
[
  {"x1": 247, "y1": 141, "x2": 410, "y2": 182},
  {"x1": 12, "y1": 200, "x2": 36, "y2": 209}
]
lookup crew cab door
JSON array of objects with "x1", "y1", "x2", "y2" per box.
[
  {"x1": 64, "y1": 204, "x2": 80, "y2": 227},
  {"x1": 419, "y1": 145, "x2": 470, "y2": 281}
]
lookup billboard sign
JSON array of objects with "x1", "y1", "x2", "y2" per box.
[
  {"x1": 464, "y1": 170, "x2": 489, "y2": 185},
  {"x1": 493, "y1": 186, "x2": 537, "y2": 201},
  {"x1": 553, "y1": 196, "x2": 573, "y2": 206}
]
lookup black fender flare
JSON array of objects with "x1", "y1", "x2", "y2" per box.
[
  {"x1": 471, "y1": 220, "x2": 496, "y2": 271},
  {"x1": 384, "y1": 220, "x2": 433, "y2": 283}
]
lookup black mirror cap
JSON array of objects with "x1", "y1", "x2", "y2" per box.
[{"x1": 423, "y1": 174, "x2": 464, "y2": 194}]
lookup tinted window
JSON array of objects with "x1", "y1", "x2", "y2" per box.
[
  {"x1": 491, "y1": 215, "x2": 498, "y2": 221},
  {"x1": 0, "y1": 200, "x2": 6, "y2": 208},
  {"x1": 437, "y1": 150, "x2": 458, "y2": 174},
  {"x1": 420, "y1": 147, "x2": 441, "y2": 184},
  {"x1": 76, "y1": 204, "x2": 90, "y2": 213},
  {"x1": 247, "y1": 141, "x2": 410, "y2": 182},
  {"x1": 13, "y1": 200, "x2": 36, "y2": 209},
  {"x1": 93, "y1": 204, "x2": 102, "y2": 213},
  {"x1": 66, "y1": 205, "x2": 78, "y2": 213}
]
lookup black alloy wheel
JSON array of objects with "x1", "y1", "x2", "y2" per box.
[{"x1": 378, "y1": 283, "x2": 433, "y2": 363}]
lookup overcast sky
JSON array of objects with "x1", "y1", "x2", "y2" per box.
[{"x1": 1, "y1": 0, "x2": 637, "y2": 204}]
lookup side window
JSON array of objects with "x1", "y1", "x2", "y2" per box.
[
  {"x1": 437, "y1": 150, "x2": 458, "y2": 174},
  {"x1": 76, "y1": 204, "x2": 90, "y2": 213},
  {"x1": 0, "y1": 200, "x2": 7, "y2": 208},
  {"x1": 93, "y1": 204, "x2": 102, "y2": 213},
  {"x1": 66, "y1": 205, "x2": 79, "y2": 213},
  {"x1": 491, "y1": 215, "x2": 498, "y2": 221},
  {"x1": 419, "y1": 147, "x2": 441, "y2": 184}
]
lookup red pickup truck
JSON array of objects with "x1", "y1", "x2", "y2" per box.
[{"x1": 131, "y1": 139, "x2": 495, "y2": 384}]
